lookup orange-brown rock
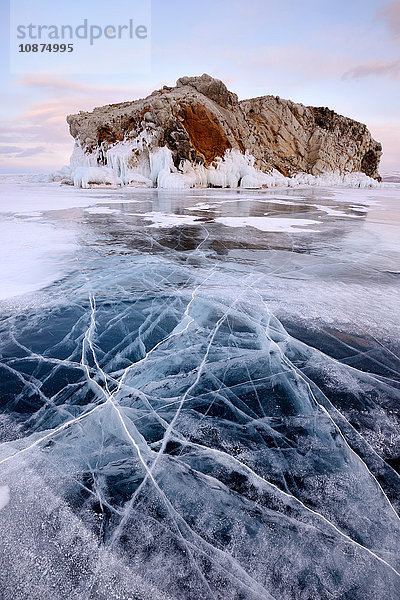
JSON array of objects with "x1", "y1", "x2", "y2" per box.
[{"x1": 179, "y1": 103, "x2": 232, "y2": 164}]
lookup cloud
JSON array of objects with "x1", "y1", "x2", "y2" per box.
[
  {"x1": 0, "y1": 74, "x2": 163, "y2": 170},
  {"x1": 15, "y1": 146, "x2": 46, "y2": 158},
  {"x1": 0, "y1": 124, "x2": 45, "y2": 144},
  {"x1": 0, "y1": 146, "x2": 22, "y2": 154},
  {"x1": 3, "y1": 76, "x2": 159, "y2": 150},
  {"x1": 0, "y1": 145, "x2": 46, "y2": 158},
  {"x1": 376, "y1": 0, "x2": 400, "y2": 38},
  {"x1": 13, "y1": 75, "x2": 152, "y2": 100},
  {"x1": 343, "y1": 60, "x2": 400, "y2": 80}
]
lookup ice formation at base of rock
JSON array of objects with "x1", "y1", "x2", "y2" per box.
[{"x1": 51, "y1": 141, "x2": 382, "y2": 191}]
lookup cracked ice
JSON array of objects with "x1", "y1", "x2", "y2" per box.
[{"x1": 0, "y1": 178, "x2": 400, "y2": 599}]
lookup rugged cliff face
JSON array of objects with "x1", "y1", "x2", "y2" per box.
[{"x1": 66, "y1": 74, "x2": 382, "y2": 186}]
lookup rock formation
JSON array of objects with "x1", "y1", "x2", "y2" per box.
[{"x1": 65, "y1": 74, "x2": 382, "y2": 187}]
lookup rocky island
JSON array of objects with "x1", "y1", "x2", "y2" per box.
[{"x1": 61, "y1": 74, "x2": 382, "y2": 189}]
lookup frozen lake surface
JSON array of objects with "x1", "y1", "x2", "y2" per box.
[{"x1": 0, "y1": 176, "x2": 400, "y2": 599}]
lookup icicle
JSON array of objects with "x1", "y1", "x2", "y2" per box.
[{"x1": 62, "y1": 135, "x2": 382, "y2": 190}]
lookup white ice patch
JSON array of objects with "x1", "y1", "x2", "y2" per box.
[
  {"x1": 0, "y1": 221, "x2": 76, "y2": 300},
  {"x1": 187, "y1": 203, "x2": 218, "y2": 211},
  {"x1": 139, "y1": 212, "x2": 203, "y2": 228},
  {"x1": 313, "y1": 205, "x2": 359, "y2": 218},
  {"x1": 84, "y1": 206, "x2": 120, "y2": 215},
  {"x1": 0, "y1": 486, "x2": 10, "y2": 510},
  {"x1": 216, "y1": 216, "x2": 319, "y2": 232}
]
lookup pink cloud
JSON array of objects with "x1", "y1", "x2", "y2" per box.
[
  {"x1": 1, "y1": 76, "x2": 159, "y2": 170},
  {"x1": 0, "y1": 146, "x2": 22, "y2": 154},
  {"x1": 376, "y1": 0, "x2": 400, "y2": 38},
  {"x1": 16, "y1": 146, "x2": 46, "y2": 158},
  {"x1": 343, "y1": 60, "x2": 400, "y2": 80},
  {"x1": 13, "y1": 75, "x2": 150, "y2": 99}
]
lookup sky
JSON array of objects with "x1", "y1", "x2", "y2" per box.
[{"x1": 0, "y1": 0, "x2": 399, "y2": 173}]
